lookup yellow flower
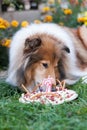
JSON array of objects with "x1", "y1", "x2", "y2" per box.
[
  {"x1": 11, "y1": 20, "x2": 19, "y2": 27},
  {"x1": 78, "y1": 12, "x2": 87, "y2": 23},
  {"x1": 77, "y1": 17, "x2": 85, "y2": 23},
  {"x1": 21, "y1": 21, "x2": 29, "y2": 27},
  {"x1": 84, "y1": 17, "x2": 87, "y2": 21},
  {"x1": 0, "y1": 25, "x2": 6, "y2": 29},
  {"x1": 2, "y1": 39, "x2": 11, "y2": 48},
  {"x1": 3, "y1": 20, "x2": 10, "y2": 28},
  {"x1": 0, "y1": 18, "x2": 10, "y2": 29},
  {"x1": 84, "y1": 21, "x2": 87, "y2": 26},
  {"x1": 64, "y1": 9, "x2": 72, "y2": 15},
  {"x1": 44, "y1": 15, "x2": 53, "y2": 22},
  {"x1": 34, "y1": 20, "x2": 41, "y2": 24},
  {"x1": 0, "y1": 18, "x2": 6, "y2": 29},
  {"x1": 0, "y1": 17, "x2": 4, "y2": 24},
  {"x1": 42, "y1": 7, "x2": 50, "y2": 13}
]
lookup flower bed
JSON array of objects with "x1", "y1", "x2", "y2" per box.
[
  {"x1": 0, "y1": 18, "x2": 30, "y2": 69},
  {"x1": 41, "y1": 0, "x2": 87, "y2": 27},
  {"x1": 0, "y1": 0, "x2": 87, "y2": 69}
]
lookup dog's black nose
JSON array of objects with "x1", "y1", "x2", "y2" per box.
[
  {"x1": 39, "y1": 86, "x2": 43, "y2": 92},
  {"x1": 51, "y1": 86, "x2": 57, "y2": 92}
]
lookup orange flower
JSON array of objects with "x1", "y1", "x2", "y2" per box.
[
  {"x1": 77, "y1": 17, "x2": 85, "y2": 22},
  {"x1": 44, "y1": 15, "x2": 53, "y2": 22},
  {"x1": 21, "y1": 21, "x2": 29, "y2": 27},
  {"x1": 0, "y1": 25, "x2": 6, "y2": 29},
  {"x1": 0, "y1": 18, "x2": 4, "y2": 25},
  {"x1": 0, "y1": 18, "x2": 10, "y2": 29},
  {"x1": 64, "y1": 9, "x2": 72, "y2": 15},
  {"x1": 3, "y1": 20, "x2": 10, "y2": 28},
  {"x1": 42, "y1": 7, "x2": 50, "y2": 13},
  {"x1": 11, "y1": 20, "x2": 19, "y2": 27},
  {"x1": 1, "y1": 39, "x2": 11, "y2": 48}
]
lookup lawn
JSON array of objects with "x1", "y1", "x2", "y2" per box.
[{"x1": 0, "y1": 79, "x2": 87, "y2": 130}]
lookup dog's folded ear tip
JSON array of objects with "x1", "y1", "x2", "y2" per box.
[
  {"x1": 25, "y1": 37, "x2": 41, "y2": 48},
  {"x1": 63, "y1": 46, "x2": 70, "y2": 53}
]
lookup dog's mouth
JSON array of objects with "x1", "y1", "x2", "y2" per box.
[
  {"x1": 21, "y1": 79, "x2": 65, "y2": 93},
  {"x1": 32, "y1": 79, "x2": 63, "y2": 92},
  {"x1": 32, "y1": 83, "x2": 56, "y2": 92},
  {"x1": 38, "y1": 84, "x2": 57, "y2": 92}
]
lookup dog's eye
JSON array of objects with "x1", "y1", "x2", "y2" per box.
[{"x1": 42, "y1": 63, "x2": 48, "y2": 68}]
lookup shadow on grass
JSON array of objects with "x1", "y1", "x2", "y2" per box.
[{"x1": 0, "y1": 80, "x2": 21, "y2": 99}]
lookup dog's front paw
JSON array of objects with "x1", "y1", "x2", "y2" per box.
[{"x1": 82, "y1": 75, "x2": 87, "y2": 84}]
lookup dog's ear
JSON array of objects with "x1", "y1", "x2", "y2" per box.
[
  {"x1": 62, "y1": 45, "x2": 70, "y2": 53},
  {"x1": 24, "y1": 37, "x2": 41, "y2": 53},
  {"x1": 16, "y1": 65, "x2": 26, "y2": 87},
  {"x1": 16, "y1": 60, "x2": 33, "y2": 90},
  {"x1": 58, "y1": 41, "x2": 70, "y2": 53}
]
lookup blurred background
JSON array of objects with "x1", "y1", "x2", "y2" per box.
[{"x1": 0, "y1": 0, "x2": 87, "y2": 71}]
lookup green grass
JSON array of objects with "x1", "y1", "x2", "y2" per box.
[{"x1": 0, "y1": 79, "x2": 87, "y2": 130}]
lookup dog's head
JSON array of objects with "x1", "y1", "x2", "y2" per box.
[{"x1": 17, "y1": 34, "x2": 70, "y2": 91}]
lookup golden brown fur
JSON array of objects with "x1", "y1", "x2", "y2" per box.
[{"x1": 6, "y1": 23, "x2": 87, "y2": 92}]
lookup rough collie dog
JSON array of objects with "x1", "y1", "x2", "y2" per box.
[{"x1": 6, "y1": 23, "x2": 87, "y2": 92}]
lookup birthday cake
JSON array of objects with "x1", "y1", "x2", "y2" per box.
[{"x1": 19, "y1": 76, "x2": 78, "y2": 105}]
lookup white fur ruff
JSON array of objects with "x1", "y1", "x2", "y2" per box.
[{"x1": 6, "y1": 23, "x2": 87, "y2": 86}]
